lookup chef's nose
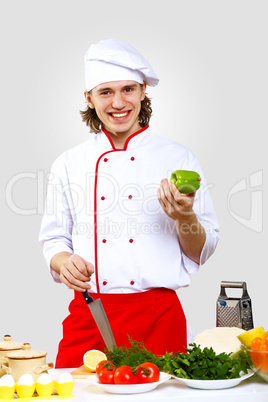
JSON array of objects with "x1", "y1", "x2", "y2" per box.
[{"x1": 112, "y1": 92, "x2": 125, "y2": 109}]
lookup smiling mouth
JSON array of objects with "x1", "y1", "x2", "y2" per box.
[{"x1": 109, "y1": 111, "x2": 130, "y2": 118}]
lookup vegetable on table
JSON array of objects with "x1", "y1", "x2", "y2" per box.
[
  {"x1": 170, "y1": 170, "x2": 201, "y2": 194},
  {"x1": 105, "y1": 338, "x2": 162, "y2": 369},
  {"x1": 96, "y1": 358, "x2": 160, "y2": 385},
  {"x1": 134, "y1": 362, "x2": 160, "y2": 383},
  {"x1": 105, "y1": 338, "x2": 250, "y2": 381},
  {"x1": 162, "y1": 343, "x2": 250, "y2": 380},
  {"x1": 98, "y1": 366, "x2": 116, "y2": 384},
  {"x1": 237, "y1": 326, "x2": 265, "y2": 349},
  {"x1": 114, "y1": 366, "x2": 138, "y2": 385},
  {"x1": 250, "y1": 332, "x2": 268, "y2": 373},
  {"x1": 96, "y1": 360, "x2": 115, "y2": 376},
  {"x1": 194, "y1": 327, "x2": 246, "y2": 357},
  {"x1": 96, "y1": 360, "x2": 116, "y2": 384}
]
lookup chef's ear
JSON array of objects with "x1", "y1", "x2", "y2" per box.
[
  {"x1": 84, "y1": 90, "x2": 95, "y2": 109},
  {"x1": 141, "y1": 82, "x2": 147, "y2": 101}
]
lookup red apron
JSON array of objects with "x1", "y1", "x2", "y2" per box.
[{"x1": 55, "y1": 287, "x2": 187, "y2": 368}]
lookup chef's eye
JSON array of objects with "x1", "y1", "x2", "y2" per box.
[
  {"x1": 100, "y1": 91, "x2": 110, "y2": 95},
  {"x1": 124, "y1": 87, "x2": 133, "y2": 93}
]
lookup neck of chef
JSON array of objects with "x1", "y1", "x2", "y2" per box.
[
  {"x1": 106, "y1": 130, "x2": 131, "y2": 149},
  {"x1": 102, "y1": 125, "x2": 148, "y2": 150}
]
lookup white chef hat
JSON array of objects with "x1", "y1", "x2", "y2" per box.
[{"x1": 84, "y1": 39, "x2": 159, "y2": 92}]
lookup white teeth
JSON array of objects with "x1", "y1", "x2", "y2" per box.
[{"x1": 111, "y1": 112, "x2": 128, "y2": 118}]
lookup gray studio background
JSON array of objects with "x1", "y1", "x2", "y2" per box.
[{"x1": 1, "y1": 0, "x2": 267, "y2": 364}]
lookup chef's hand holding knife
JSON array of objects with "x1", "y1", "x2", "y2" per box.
[{"x1": 50, "y1": 252, "x2": 94, "y2": 292}]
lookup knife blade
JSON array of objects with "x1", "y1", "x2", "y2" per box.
[{"x1": 82, "y1": 290, "x2": 117, "y2": 350}]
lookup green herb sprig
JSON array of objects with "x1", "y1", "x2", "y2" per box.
[
  {"x1": 105, "y1": 338, "x2": 163, "y2": 369},
  {"x1": 105, "y1": 339, "x2": 251, "y2": 380},
  {"x1": 162, "y1": 343, "x2": 251, "y2": 380}
]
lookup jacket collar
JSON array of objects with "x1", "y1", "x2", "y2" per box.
[{"x1": 99, "y1": 125, "x2": 151, "y2": 150}]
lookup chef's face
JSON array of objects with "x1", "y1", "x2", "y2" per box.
[{"x1": 85, "y1": 80, "x2": 146, "y2": 137}]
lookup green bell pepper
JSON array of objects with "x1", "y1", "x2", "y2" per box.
[{"x1": 170, "y1": 170, "x2": 201, "y2": 194}]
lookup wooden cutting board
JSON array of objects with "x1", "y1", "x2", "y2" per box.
[{"x1": 71, "y1": 365, "x2": 95, "y2": 379}]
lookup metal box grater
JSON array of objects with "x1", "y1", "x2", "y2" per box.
[{"x1": 216, "y1": 281, "x2": 254, "y2": 330}]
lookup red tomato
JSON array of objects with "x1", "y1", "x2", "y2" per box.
[
  {"x1": 96, "y1": 360, "x2": 115, "y2": 377},
  {"x1": 250, "y1": 337, "x2": 268, "y2": 373},
  {"x1": 98, "y1": 367, "x2": 116, "y2": 384},
  {"x1": 135, "y1": 362, "x2": 160, "y2": 383},
  {"x1": 114, "y1": 366, "x2": 138, "y2": 385}
]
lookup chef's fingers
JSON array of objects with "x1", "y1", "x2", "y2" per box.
[
  {"x1": 157, "y1": 185, "x2": 170, "y2": 210},
  {"x1": 158, "y1": 179, "x2": 178, "y2": 213},
  {"x1": 157, "y1": 190, "x2": 167, "y2": 210},
  {"x1": 158, "y1": 180, "x2": 196, "y2": 221},
  {"x1": 60, "y1": 267, "x2": 91, "y2": 292},
  {"x1": 157, "y1": 186, "x2": 178, "y2": 220},
  {"x1": 160, "y1": 179, "x2": 174, "y2": 202},
  {"x1": 85, "y1": 261, "x2": 95, "y2": 276},
  {"x1": 72, "y1": 255, "x2": 94, "y2": 276},
  {"x1": 60, "y1": 275, "x2": 90, "y2": 292},
  {"x1": 157, "y1": 186, "x2": 164, "y2": 206},
  {"x1": 62, "y1": 262, "x2": 91, "y2": 283},
  {"x1": 169, "y1": 181, "x2": 196, "y2": 206},
  {"x1": 67, "y1": 254, "x2": 94, "y2": 279}
]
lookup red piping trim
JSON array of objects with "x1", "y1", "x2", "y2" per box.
[
  {"x1": 102, "y1": 131, "x2": 116, "y2": 150},
  {"x1": 94, "y1": 149, "x2": 116, "y2": 295},
  {"x1": 102, "y1": 125, "x2": 148, "y2": 150},
  {"x1": 94, "y1": 125, "x2": 149, "y2": 295}
]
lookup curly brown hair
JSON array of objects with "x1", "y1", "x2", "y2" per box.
[{"x1": 80, "y1": 92, "x2": 152, "y2": 133}]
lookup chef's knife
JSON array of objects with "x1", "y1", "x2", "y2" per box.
[{"x1": 82, "y1": 290, "x2": 117, "y2": 350}]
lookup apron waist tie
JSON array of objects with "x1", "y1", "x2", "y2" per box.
[{"x1": 74, "y1": 287, "x2": 176, "y2": 303}]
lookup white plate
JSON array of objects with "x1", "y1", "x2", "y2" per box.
[
  {"x1": 88, "y1": 372, "x2": 171, "y2": 394},
  {"x1": 172, "y1": 370, "x2": 254, "y2": 390}
]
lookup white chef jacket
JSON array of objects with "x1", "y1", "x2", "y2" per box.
[{"x1": 39, "y1": 126, "x2": 219, "y2": 294}]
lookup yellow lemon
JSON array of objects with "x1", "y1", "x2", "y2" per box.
[
  {"x1": 237, "y1": 326, "x2": 265, "y2": 348},
  {"x1": 83, "y1": 349, "x2": 107, "y2": 372}
]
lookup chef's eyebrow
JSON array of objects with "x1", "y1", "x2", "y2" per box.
[
  {"x1": 96, "y1": 83, "x2": 139, "y2": 93},
  {"x1": 96, "y1": 87, "x2": 112, "y2": 93}
]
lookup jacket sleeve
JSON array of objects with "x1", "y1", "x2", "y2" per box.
[
  {"x1": 39, "y1": 157, "x2": 74, "y2": 283},
  {"x1": 180, "y1": 151, "x2": 220, "y2": 275}
]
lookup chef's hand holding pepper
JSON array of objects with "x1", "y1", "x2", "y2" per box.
[
  {"x1": 157, "y1": 179, "x2": 196, "y2": 219},
  {"x1": 157, "y1": 179, "x2": 206, "y2": 264},
  {"x1": 50, "y1": 252, "x2": 94, "y2": 292}
]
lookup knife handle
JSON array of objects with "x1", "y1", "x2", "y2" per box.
[{"x1": 82, "y1": 290, "x2": 94, "y2": 304}]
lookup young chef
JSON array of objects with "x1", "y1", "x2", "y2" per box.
[{"x1": 39, "y1": 39, "x2": 219, "y2": 368}]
